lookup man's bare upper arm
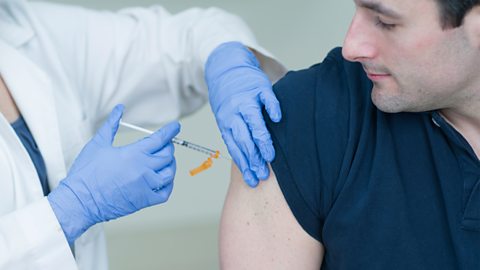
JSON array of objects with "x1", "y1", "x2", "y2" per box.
[{"x1": 220, "y1": 164, "x2": 324, "y2": 269}]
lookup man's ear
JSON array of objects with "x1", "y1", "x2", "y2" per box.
[{"x1": 463, "y1": 6, "x2": 480, "y2": 49}]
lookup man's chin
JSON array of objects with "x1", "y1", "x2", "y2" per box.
[
  {"x1": 371, "y1": 90, "x2": 405, "y2": 113},
  {"x1": 373, "y1": 102, "x2": 403, "y2": 113}
]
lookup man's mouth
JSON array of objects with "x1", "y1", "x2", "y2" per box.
[
  {"x1": 366, "y1": 72, "x2": 391, "y2": 81},
  {"x1": 363, "y1": 67, "x2": 391, "y2": 81}
]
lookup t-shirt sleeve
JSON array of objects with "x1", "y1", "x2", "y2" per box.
[{"x1": 265, "y1": 47, "x2": 363, "y2": 243}]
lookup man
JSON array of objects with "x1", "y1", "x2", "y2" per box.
[
  {"x1": 0, "y1": 0, "x2": 285, "y2": 269},
  {"x1": 220, "y1": 0, "x2": 480, "y2": 269}
]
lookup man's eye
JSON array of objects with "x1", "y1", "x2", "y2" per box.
[{"x1": 375, "y1": 17, "x2": 396, "y2": 30}]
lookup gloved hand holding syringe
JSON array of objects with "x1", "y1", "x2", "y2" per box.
[{"x1": 119, "y1": 121, "x2": 230, "y2": 175}]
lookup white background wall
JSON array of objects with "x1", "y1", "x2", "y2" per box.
[{"x1": 38, "y1": 1, "x2": 355, "y2": 269}]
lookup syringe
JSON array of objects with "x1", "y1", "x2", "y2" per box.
[{"x1": 119, "y1": 121, "x2": 231, "y2": 161}]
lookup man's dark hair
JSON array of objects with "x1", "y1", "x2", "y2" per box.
[{"x1": 436, "y1": 0, "x2": 479, "y2": 28}]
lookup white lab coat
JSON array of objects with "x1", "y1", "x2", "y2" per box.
[{"x1": 0, "y1": 1, "x2": 286, "y2": 269}]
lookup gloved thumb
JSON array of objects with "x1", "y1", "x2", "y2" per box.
[{"x1": 94, "y1": 104, "x2": 124, "y2": 146}]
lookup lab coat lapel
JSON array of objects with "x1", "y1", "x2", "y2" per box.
[
  {"x1": 0, "y1": 0, "x2": 34, "y2": 47},
  {"x1": 0, "y1": 40, "x2": 67, "y2": 188}
]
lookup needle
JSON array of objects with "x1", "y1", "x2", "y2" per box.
[{"x1": 119, "y1": 121, "x2": 231, "y2": 161}]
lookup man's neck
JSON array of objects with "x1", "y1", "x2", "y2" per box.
[
  {"x1": 0, "y1": 77, "x2": 20, "y2": 123},
  {"x1": 440, "y1": 108, "x2": 480, "y2": 159}
]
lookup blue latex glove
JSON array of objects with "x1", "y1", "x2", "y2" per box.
[
  {"x1": 206, "y1": 41, "x2": 281, "y2": 187},
  {"x1": 48, "y1": 105, "x2": 179, "y2": 244}
]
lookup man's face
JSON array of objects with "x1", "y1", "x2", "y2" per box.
[{"x1": 342, "y1": 0, "x2": 480, "y2": 113}]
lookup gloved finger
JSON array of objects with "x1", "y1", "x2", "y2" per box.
[
  {"x1": 152, "y1": 142, "x2": 175, "y2": 157},
  {"x1": 259, "y1": 89, "x2": 282, "y2": 123},
  {"x1": 253, "y1": 158, "x2": 269, "y2": 181},
  {"x1": 231, "y1": 119, "x2": 269, "y2": 180},
  {"x1": 149, "y1": 182, "x2": 174, "y2": 205},
  {"x1": 223, "y1": 132, "x2": 258, "y2": 187},
  {"x1": 94, "y1": 104, "x2": 124, "y2": 146},
  {"x1": 239, "y1": 105, "x2": 275, "y2": 163},
  {"x1": 143, "y1": 161, "x2": 176, "y2": 191},
  {"x1": 144, "y1": 143, "x2": 175, "y2": 171},
  {"x1": 135, "y1": 121, "x2": 180, "y2": 154}
]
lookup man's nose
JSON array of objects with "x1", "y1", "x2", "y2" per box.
[{"x1": 342, "y1": 15, "x2": 377, "y2": 62}]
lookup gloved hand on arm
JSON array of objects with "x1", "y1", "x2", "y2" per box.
[
  {"x1": 47, "y1": 105, "x2": 180, "y2": 244},
  {"x1": 205, "y1": 41, "x2": 281, "y2": 187}
]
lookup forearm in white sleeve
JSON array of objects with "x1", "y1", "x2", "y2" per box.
[{"x1": 29, "y1": 2, "x2": 285, "y2": 128}]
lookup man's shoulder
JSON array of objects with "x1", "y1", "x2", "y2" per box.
[
  {"x1": 264, "y1": 48, "x2": 373, "y2": 241},
  {"x1": 273, "y1": 47, "x2": 371, "y2": 113},
  {"x1": 269, "y1": 47, "x2": 373, "y2": 144}
]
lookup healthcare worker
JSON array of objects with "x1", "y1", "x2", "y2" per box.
[{"x1": 0, "y1": 0, "x2": 286, "y2": 269}]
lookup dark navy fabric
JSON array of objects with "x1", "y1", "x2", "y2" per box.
[
  {"x1": 11, "y1": 116, "x2": 50, "y2": 196},
  {"x1": 266, "y1": 47, "x2": 480, "y2": 270}
]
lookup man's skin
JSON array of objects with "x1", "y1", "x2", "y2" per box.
[
  {"x1": 0, "y1": 77, "x2": 20, "y2": 123},
  {"x1": 220, "y1": 165, "x2": 324, "y2": 269},
  {"x1": 220, "y1": 0, "x2": 480, "y2": 268}
]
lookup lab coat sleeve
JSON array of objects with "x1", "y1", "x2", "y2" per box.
[
  {"x1": 29, "y1": 2, "x2": 286, "y2": 129},
  {"x1": 0, "y1": 198, "x2": 77, "y2": 270}
]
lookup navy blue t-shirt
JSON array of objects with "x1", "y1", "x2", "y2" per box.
[
  {"x1": 266, "y1": 48, "x2": 480, "y2": 270},
  {"x1": 11, "y1": 116, "x2": 50, "y2": 196}
]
